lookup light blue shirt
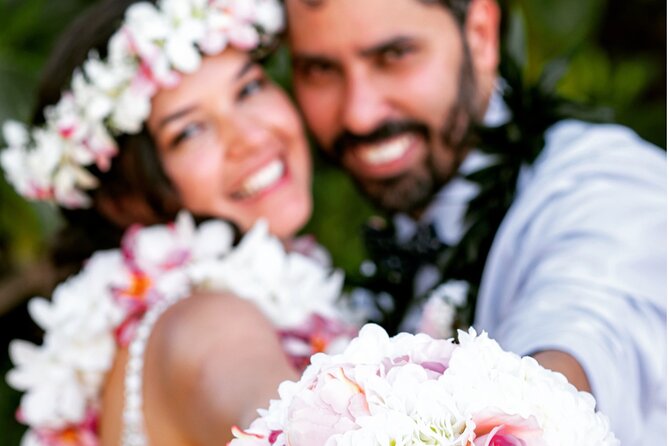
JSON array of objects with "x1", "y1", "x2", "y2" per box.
[{"x1": 413, "y1": 93, "x2": 667, "y2": 444}]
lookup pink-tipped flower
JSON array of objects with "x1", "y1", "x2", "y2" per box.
[{"x1": 472, "y1": 411, "x2": 546, "y2": 446}]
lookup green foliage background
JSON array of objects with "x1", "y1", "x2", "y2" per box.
[{"x1": 0, "y1": 0, "x2": 665, "y2": 443}]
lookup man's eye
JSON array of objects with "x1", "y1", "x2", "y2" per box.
[
  {"x1": 297, "y1": 61, "x2": 338, "y2": 84},
  {"x1": 379, "y1": 45, "x2": 415, "y2": 65}
]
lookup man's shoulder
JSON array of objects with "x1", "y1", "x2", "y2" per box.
[
  {"x1": 523, "y1": 119, "x2": 665, "y2": 187},
  {"x1": 546, "y1": 119, "x2": 663, "y2": 160},
  {"x1": 504, "y1": 119, "x2": 666, "y2": 235}
]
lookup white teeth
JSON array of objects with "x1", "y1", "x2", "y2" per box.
[
  {"x1": 359, "y1": 135, "x2": 412, "y2": 165},
  {"x1": 239, "y1": 159, "x2": 284, "y2": 198}
]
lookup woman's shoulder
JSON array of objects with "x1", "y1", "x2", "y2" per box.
[
  {"x1": 142, "y1": 291, "x2": 297, "y2": 444},
  {"x1": 151, "y1": 291, "x2": 279, "y2": 360}
]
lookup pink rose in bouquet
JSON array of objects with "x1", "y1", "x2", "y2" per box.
[{"x1": 231, "y1": 324, "x2": 618, "y2": 446}]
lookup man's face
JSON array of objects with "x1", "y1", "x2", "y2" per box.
[{"x1": 286, "y1": 0, "x2": 498, "y2": 214}]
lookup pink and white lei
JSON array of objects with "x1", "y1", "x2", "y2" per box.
[
  {"x1": 231, "y1": 324, "x2": 619, "y2": 446},
  {"x1": 7, "y1": 212, "x2": 357, "y2": 446},
  {"x1": 0, "y1": 0, "x2": 284, "y2": 208}
]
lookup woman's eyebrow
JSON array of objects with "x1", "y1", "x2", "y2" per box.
[{"x1": 157, "y1": 106, "x2": 197, "y2": 130}]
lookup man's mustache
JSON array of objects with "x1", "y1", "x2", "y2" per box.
[{"x1": 331, "y1": 120, "x2": 430, "y2": 161}]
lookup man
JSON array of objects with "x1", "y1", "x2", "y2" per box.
[{"x1": 284, "y1": 0, "x2": 667, "y2": 444}]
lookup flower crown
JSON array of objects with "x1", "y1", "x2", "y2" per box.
[{"x1": 0, "y1": 0, "x2": 284, "y2": 209}]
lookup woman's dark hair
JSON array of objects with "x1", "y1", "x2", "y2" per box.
[{"x1": 36, "y1": 0, "x2": 181, "y2": 273}]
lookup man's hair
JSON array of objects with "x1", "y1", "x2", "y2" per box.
[
  {"x1": 293, "y1": 0, "x2": 472, "y2": 26},
  {"x1": 422, "y1": 0, "x2": 471, "y2": 25}
]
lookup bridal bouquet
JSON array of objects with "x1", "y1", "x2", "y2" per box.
[{"x1": 231, "y1": 324, "x2": 618, "y2": 446}]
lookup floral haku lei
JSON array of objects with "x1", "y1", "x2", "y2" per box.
[
  {"x1": 231, "y1": 324, "x2": 619, "y2": 446},
  {"x1": 6, "y1": 213, "x2": 357, "y2": 445},
  {"x1": 0, "y1": 0, "x2": 283, "y2": 208}
]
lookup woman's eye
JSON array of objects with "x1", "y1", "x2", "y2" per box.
[
  {"x1": 171, "y1": 122, "x2": 204, "y2": 148},
  {"x1": 238, "y1": 76, "x2": 267, "y2": 100}
]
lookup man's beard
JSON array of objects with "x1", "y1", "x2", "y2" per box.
[{"x1": 324, "y1": 48, "x2": 480, "y2": 215}]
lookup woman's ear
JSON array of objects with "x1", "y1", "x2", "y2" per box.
[{"x1": 465, "y1": 0, "x2": 501, "y2": 89}]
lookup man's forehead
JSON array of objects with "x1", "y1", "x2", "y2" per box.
[{"x1": 285, "y1": 0, "x2": 454, "y2": 53}]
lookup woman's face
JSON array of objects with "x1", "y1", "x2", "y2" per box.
[{"x1": 147, "y1": 49, "x2": 312, "y2": 239}]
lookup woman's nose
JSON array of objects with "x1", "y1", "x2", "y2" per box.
[{"x1": 225, "y1": 115, "x2": 274, "y2": 160}]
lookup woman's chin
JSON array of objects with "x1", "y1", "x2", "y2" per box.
[{"x1": 266, "y1": 199, "x2": 312, "y2": 240}]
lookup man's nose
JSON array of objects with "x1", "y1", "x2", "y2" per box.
[{"x1": 341, "y1": 72, "x2": 390, "y2": 137}]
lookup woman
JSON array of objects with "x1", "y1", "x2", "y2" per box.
[{"x1": 2, "y1": 0, "x2": 338, "y2": 444}]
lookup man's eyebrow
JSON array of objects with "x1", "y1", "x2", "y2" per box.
[
  {"x1": 291, "y1": 36, "x2": 416, "y2": 68},
  {"x1": 291, "y1": 53, "x2": 339, "y2": 68},
  {"x1": 359, "y1": 36, "x2": 415, "y2": 58}
]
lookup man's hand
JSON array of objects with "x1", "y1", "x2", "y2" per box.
[{"x1": 533, "y1": 350, "x2": 591, "y2": 393}]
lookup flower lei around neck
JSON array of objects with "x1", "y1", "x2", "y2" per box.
[
  {"x1": 0, "y1": 0, "x2": 284, "y2": 209},
  {"x1": 7, "y1": 213, "x2": 358, "y2": 445},
  {"x1": 357, "y1": 53, "x2": 611, "y2": 337}
]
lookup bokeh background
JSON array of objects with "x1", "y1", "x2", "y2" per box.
[{"x1": 0, "y1": 0, "x2": 665, "y2": 443}]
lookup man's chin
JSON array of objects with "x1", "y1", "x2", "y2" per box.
[{"x1": 356, "y1": 174, "x2": 434, "y2": 215}]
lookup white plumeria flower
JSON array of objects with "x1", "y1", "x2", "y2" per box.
[
  {"x1": 152, "y1": 268, "x2": 193, "y2": 301},
  {"x1": 111, "y1": 85, "x2": 153, "y2": 133},
  {"x1": 125, "y1": 2, "x2": 171, "y2": 44},
  {"x1": 0, "y1": 145, "x2": 31, "y2": 197},
  {"x1": 72, "y1": 65, "x2": 114, "y2": 123},
  {"x1": 228, "y1": 23, "x2": 260, "y2": 49},
  {"x1": 3, "y1": 120, "x2": 29, "y2": 147},
  {"x1": 165, "y1": 34, "x2": 201, "y2": 74},
  {"x1": 32, "y1": 128, "x2": 66, "y2": 174},
  {"x1": 19, "y1": 430, "x2": 41, "y2": 446},
  {"x1": 51, "y1": 330, "x2": 117, "y2": 376},
  {"x1": 20, "y1": 380, "x2": 87, "y2": 429},
  {"x1": 418, "y1": 280, "x2": 470, "y2": 339},
  {"x1": 82, "y1": 54, "x2": 133, "y2": 97},
  {"x1": 124, "y1": 212, "x2": 194, "y2": 275},
  {"x1": 418, "y1": 294, "x2": 456, "y2": 340},
  {"x1": 200, "y1": 9, "x2": 233, "y2": 55},
  {"x1": 430, "y1": 280, "x2": 469, "y2": 307},
  {"x1": 228, "y1": 0, "x2": 258, "y2": 21},
  {"x1": 84, "y1": 122, "x2": 118, "y2": 169},
  {"x1": 0, "y1": 122, "x2": 37, "y2": 198},
  {"x1": 255, "y1": 0, "x2": 284, "y2": 34},
  {"x1": 2, "y1": 126, "x2": 64, "y2": 199},
  {"x1": 7, "y1": 338, "x2": 88, "y2": 428},
  {"x1": 163, "y1": 4, "x2": 206, "y2": 74},
  {"x1": 28, "y1": 250, "x2": 126, "y2": 338},
  {"x1": 48, "y1": 92, "x2": 88, "y2": 148},
  {"x1": 190, "y1": 218, "x2": 235, "y2": 259},
  {"x1": 52, "y1": 164, "x2": 93, "y2": 208}
]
